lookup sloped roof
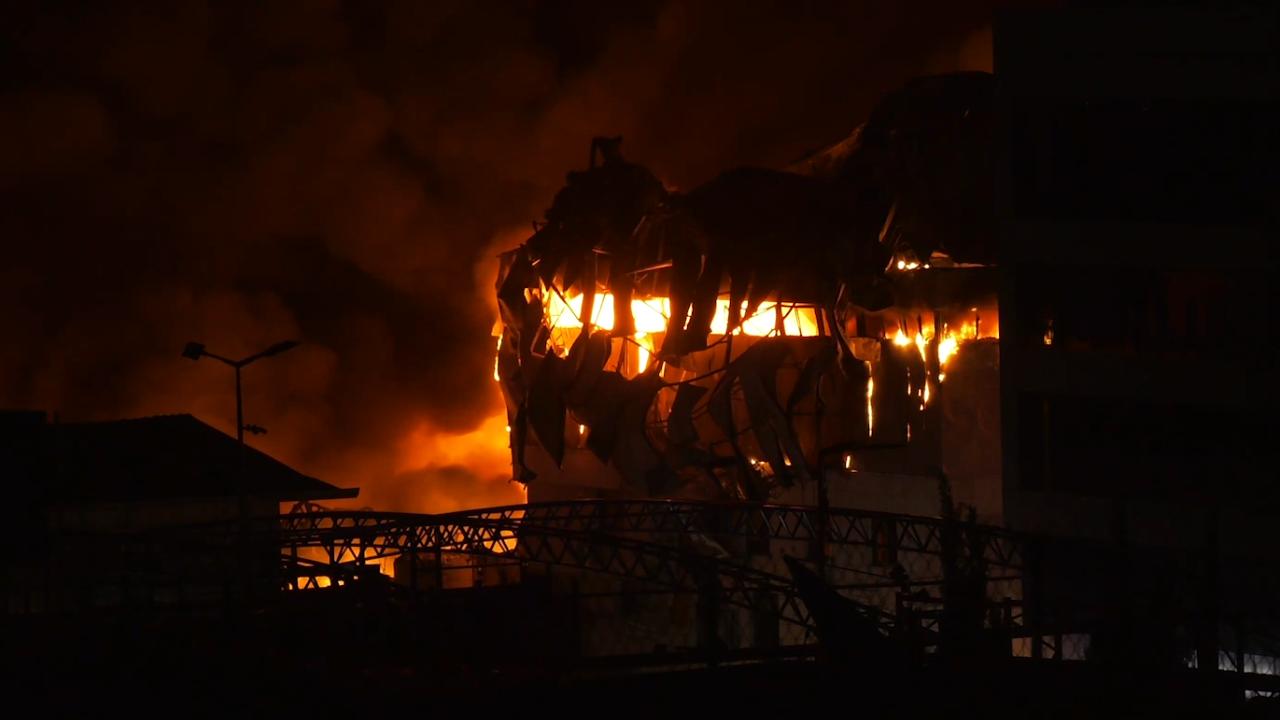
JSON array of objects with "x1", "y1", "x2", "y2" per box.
[{"x1": 38, "y1": 414, "x2": 358, "y2": 503}]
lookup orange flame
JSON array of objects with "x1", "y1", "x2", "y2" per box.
[{"x1": 546, "y1": 292, "x2": 821, "y2": 338}]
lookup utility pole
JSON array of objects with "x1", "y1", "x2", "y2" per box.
[{"x1": 182, "y1": 339, "x2": 301, "y2": 602}]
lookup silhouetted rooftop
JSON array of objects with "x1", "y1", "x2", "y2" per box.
[{"x1": 27, "y1": 414, "x2": 357, "y2": 503}]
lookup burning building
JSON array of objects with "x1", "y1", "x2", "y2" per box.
[
  {"x1": 489, "y1": 17, "x2": 1278, "y2": 674},
  {"x1": 479, "y1": 76, "x2": 1025, "y2": 660},
  {"x1": 7, "y1": 5, "x2": 1277, "y2": 705},
  {"x1": 495, "y1": 72, "x2": 1002, "y2": 524}
]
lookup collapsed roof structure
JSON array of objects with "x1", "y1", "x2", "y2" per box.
[{"x1": 496, "y1": 72, "x2": 1001, "y2": 516}]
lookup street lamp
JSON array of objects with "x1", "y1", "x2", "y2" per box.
[
  {"x1": 182, "y1": 339, "x2": 300, "y2": 603},
  {"x1": 181, "y1": 340, "x2": 300, "y2": 444}
]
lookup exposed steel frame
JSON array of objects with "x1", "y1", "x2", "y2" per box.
[{"x1": 279, "y1": 499, "x2": 1024, "y2": 639}]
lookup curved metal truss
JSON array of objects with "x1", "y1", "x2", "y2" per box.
[
  {"x1": 283, "y1": 499, "x2": 1022, "y2": 567},
  {"x1": 280, "y1": 499, "x2": 1025, "y2": 648}
]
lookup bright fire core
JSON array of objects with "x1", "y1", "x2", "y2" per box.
[{"x1": 545, "y1": 292, "x2": 822, "y2": 338}]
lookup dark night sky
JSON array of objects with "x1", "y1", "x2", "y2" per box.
[{"x1": 1, "y1": 0, "x2": 1010, "y2": 511}]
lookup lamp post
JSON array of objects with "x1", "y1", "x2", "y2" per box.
[
  {"x1": 181, "y1": 340, "x2": 300, "y2": 445},
  {"x1": 182, "y1": 339, "x2": 300, "y2": 603}
]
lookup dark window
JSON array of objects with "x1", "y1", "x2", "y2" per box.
[
  {"x1": 1017, "y1": 393, "x2": 1050, "y2": 491},
  {"x1": 872, "y1": 518, "x2": 898, "y2": 567},
  {"x1": 1016, "y1": 393, "x2": 1267, "y2": 499},
  {"x1": 1009, "y1": 99, "x2": 1276, "y2": 224},
  {"x1": 1015, "y1": 266, "x2": 1270, "y2": 355}
]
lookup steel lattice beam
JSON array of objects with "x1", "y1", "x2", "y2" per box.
[
  {"x1": 280, "y1": 499, "x2": 1023, "y2": 570},
  {"x1": 277, "y1": 499, "x2": 1024, "y2": 639}
]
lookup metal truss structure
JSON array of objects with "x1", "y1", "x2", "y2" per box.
[
  {"x1": 279, "y1": 499, "x2": 1025, "y2": 649},
  {"x1": 18, "y1": 498, "x2": 1278, "y2": 694}
]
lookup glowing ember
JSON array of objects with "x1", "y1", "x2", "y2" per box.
[
  {"x1": 865, "y1": 368, "x2": 874, "y2": 437},
  {"x1": 493, "y1": 335, "x2": 502, "y2": 381},
  {"x1": 884, "y1": 315, "x2": 996, "y2": 407},
  {"x1": 635, "y1": 332, "x2": 653, "y2": 372},
  {"x1": 938, "y1": 333, "x2": 959, "y2": 367}
]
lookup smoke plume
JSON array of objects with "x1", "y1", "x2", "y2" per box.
[{"x1": 1, "y1": 0, "x2": 1005, "y2": 512}]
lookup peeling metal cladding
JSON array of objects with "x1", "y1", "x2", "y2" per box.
[
  {"x1": 498, "y1": 164, "x2": 881, "y2": 501},
  {"x1": 795, "y1": 71, "x2": 997, "y2": 268},
  {"x1": 497, "y1": 74, "x2": 1000, "y2": 503},
  {"x1": 496, "y1": 138, "x2": 669, "y2": 491}
]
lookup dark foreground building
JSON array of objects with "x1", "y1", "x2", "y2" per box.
[
  {"x1": 996, "y1": 7, "x2": 1278, "y2": 674},
  {"x1": 3, "y1": 411, "x2": 357, "y2": 614}
]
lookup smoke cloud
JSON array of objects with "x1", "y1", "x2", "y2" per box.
[{"x1": 1, "y1": 0, "x2": 1007, "y2": 512}]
